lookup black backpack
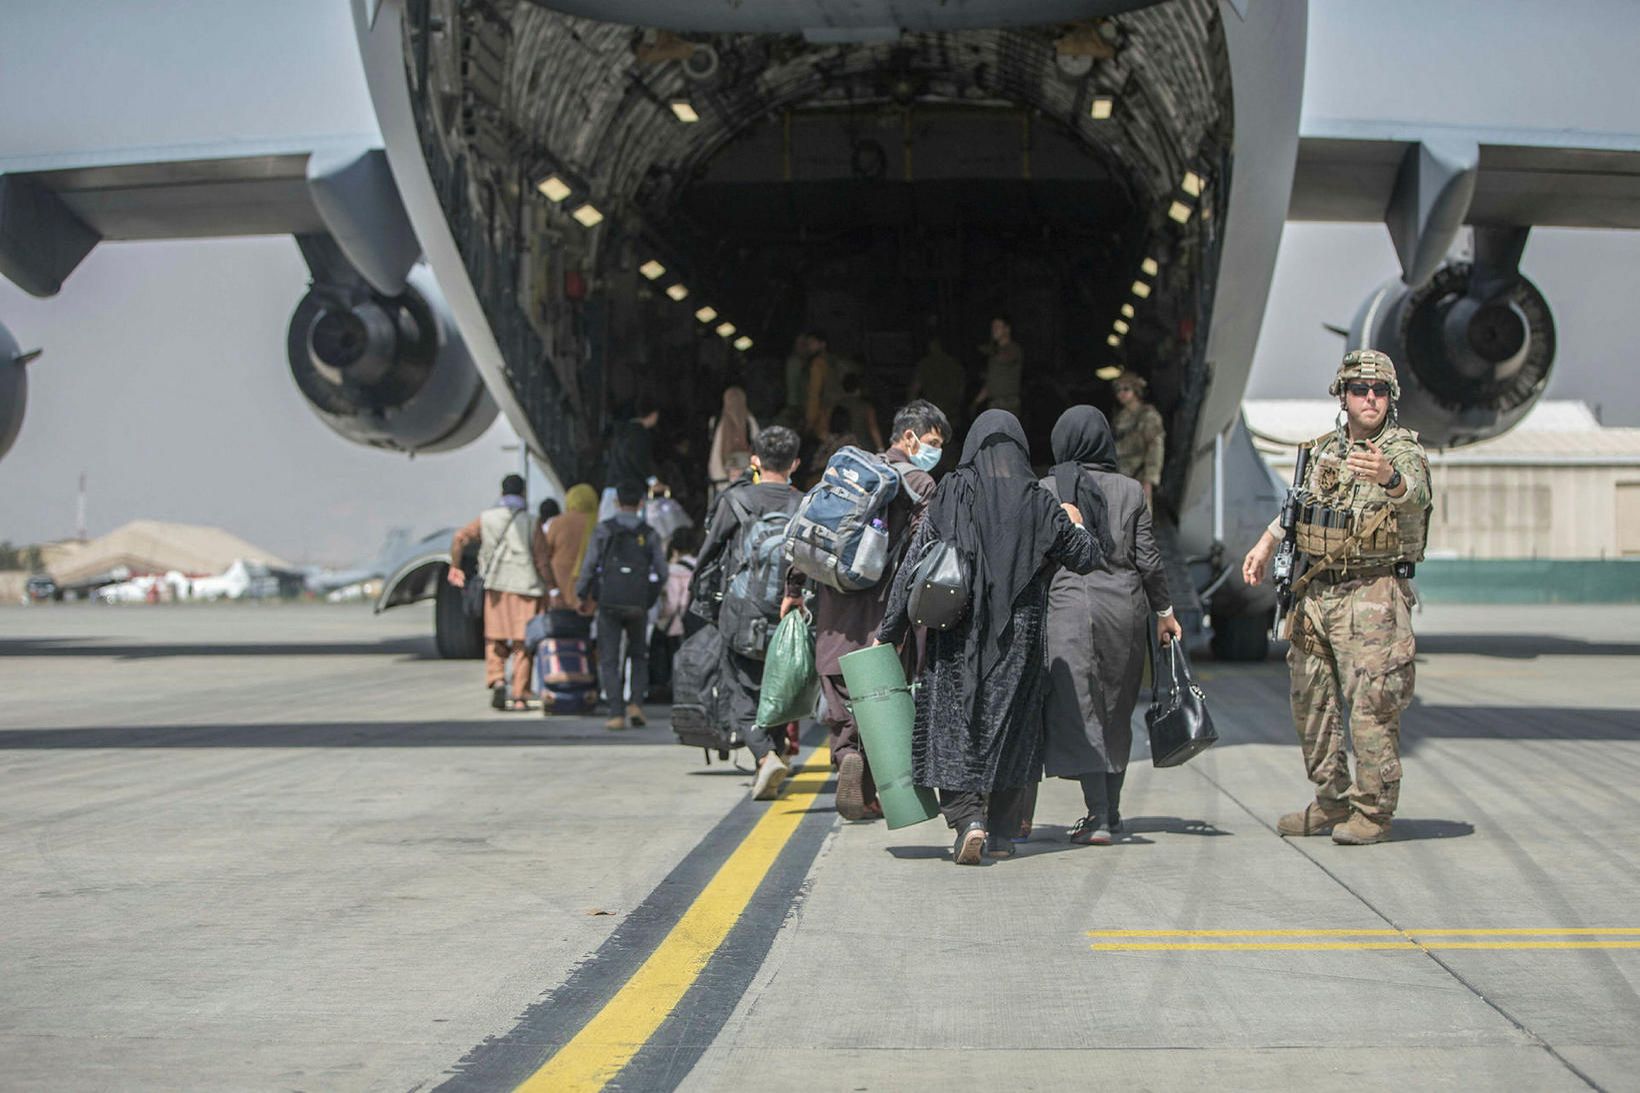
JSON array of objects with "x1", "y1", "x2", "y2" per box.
[{"x1": 593, "y1": 519, "x2": 660, "y2": 609}]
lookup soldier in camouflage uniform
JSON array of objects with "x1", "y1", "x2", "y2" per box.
[
  {"x1": 1241, "y1": 349, "x2": 1432, "y2": 845},
  {"x1": 1112, "y1": 374, "x2": 1165, "y2": 505}
]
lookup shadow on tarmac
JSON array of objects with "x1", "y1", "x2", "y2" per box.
[
  {"x1": 1412, "y1": 633, "x2": 1640, "y2": 659},
  {"x1": 0, "y1": 722, "x2": 691, "y2": 748},
  {"x1": 0, "y1": 636, "x2": 438, "y2": 661},
  {"x1": 1385, "y1": 818, "x2": 1475, "y2": 841}
]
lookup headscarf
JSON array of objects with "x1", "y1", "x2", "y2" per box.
[
  {"x1": 927, "y1": 410, "x2": 1078, "y2": 705},
  {"x1": 565, "y1": 483, "x2": 598, "y2": 579},
  {"x1": 1049, "y1": 405, "x2": 1118, "y2": 557},
  {"x1": 715, "y1": 387, "x2": 752, "y2": 469}
]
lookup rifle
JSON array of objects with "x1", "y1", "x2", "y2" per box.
[{"x1": 1268, "y1": 443, "x2": 1312, "y2": 641}]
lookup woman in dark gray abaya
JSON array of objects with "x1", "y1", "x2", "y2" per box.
[
  {"x1": 1041, "y1": 405, "x2": 1181, "y2": 844},
  {"x1": 877, "y1": 410, "x2": 1099, "y2": 865}
]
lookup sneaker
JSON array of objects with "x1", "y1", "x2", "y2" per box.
[
  {"x1": 1068, "y1": 815, "x2": 1112, "y2": 845},
  {"x1": 1277, "y1": 801, "x2": 1350, "y2": 837},
  {"x1": 986, "y1": 833, "x2": 1016, "y2": 859},
  {"x1": 752, "y1": 752, "x2": 790, "y2": 800},
  {"x1": 1108, "y1": 811, "x2": 1124, "y2": 835},
  {"x1": 835, "y1": 753, "x2": 868, "y2": 821},
  {"x1": 953, "y1": 822, "x2": 987, "y2": 865},
  {"x1": 1332, "y1": 813, "x2": 1392, "y2": 845},
  {"x1": 626, "y1": 703, "x2": 647, "y2": 727},
  {"x1": 490, "y1": 683, "x2": 507, "y2": 711},
  {"x1": 603, "y1": 716, "x2": 626, "y2": 732}
]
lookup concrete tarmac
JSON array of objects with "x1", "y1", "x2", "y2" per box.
[{"x1": 1, "y1": 602, "x2": 1638, "y2": 1091}]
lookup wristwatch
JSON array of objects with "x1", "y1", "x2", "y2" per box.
[{"x1": 1384, "y1": 468, "x2": 1403, "y2": 491}]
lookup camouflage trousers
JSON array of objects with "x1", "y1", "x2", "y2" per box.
[{"x1": 1286, "y1": 575, "x2": 1416, "y2": 821}]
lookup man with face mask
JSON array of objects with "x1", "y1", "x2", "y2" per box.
[
  {"x1": 1242, "y1": 350, "x2": 1433, "y2": 846},
  {"x1": 781, "y1": 399, "x2": 951, "y2": 820}
]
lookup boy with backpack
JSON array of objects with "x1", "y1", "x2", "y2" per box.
[
  {"x1": 694, "y1": 426, "x2": 807, "y2": 799},
  {"x1": 578, "y1": 481, "x2": 668, "y2": 731},
  {"x1": 781, "y1": 400, "x2": 950, "y2": 819}
]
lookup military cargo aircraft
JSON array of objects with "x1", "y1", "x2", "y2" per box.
[{"x1": 4, "y1": 0, "x2": 1638, "y2": 659}]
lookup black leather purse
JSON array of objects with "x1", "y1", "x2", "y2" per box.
[
  {"x1": 906, "y1": 540, "x2": 970, "y2": 631},
  {"x1": 1145, "y1": 638, "x2": 1218, "y2": 767}
]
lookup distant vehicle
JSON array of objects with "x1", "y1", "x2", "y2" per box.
[{"x1": 23, "y1": 574, "x2": 55, "y2": 602}]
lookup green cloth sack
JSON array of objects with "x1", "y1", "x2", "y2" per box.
[{"x1": 755, "y1": 610, "x2": 820, "y2": 728}]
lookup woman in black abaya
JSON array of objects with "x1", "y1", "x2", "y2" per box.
[
  {"x1": 877, "y1": 410, "x2": 1099, "y2": 865},
  {"x1": 1041, "y1": 405, "x2": 1180, "y2": 844}
]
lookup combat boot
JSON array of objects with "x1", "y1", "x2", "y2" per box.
[
  {"x1": 1277, "y1": 801, "x2": 1350, "y2": 837},
  {"x1": 1331, "y1": 813, "x2": 1392, "y2": 845}
]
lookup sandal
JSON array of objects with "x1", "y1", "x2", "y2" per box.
[{"x1": 1068, "y1": 815, "x2": 1112, "y2": 846}]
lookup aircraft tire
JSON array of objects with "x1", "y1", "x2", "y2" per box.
[
  {"x1": 434, "y1": 572, "x2": 484, "y2": 660},
  {"x1": 1209, "y1": 609, "x2": 1271, "y2": 663}
]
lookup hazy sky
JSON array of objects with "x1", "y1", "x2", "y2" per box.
[{"x1": 3, "y1": 1, "x2": 1639, "y2": 563}]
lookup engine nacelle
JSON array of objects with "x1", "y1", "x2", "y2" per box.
[
  {"x1": 1351, "y1": 261, "x2": 1555, "y2": 449},
  {"x1": 287, "y1": 265, "x2": 497, "y2": 453},
  {"x1": 0, "y1": 321, "x2": 30, "y2": 463}
]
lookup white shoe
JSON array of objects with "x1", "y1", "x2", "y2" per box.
[{"x1": 752, "y1": 752, "x2": 790, "y2": 801}]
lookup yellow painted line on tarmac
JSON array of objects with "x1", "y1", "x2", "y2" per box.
[
  {"x1": 514, "y1": 747, "x2": 832, "y2": 1093},
  {"x1": 1087, "y1": 928, "x2": 1640, "y2": 938},
  {"x1": 1088, "y1": 927, "x2": 1640, "y2": 953}
]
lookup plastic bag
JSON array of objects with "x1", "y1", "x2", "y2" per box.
[{"x1": 755, "y1": 610, "x2": 820, "y2": 728}]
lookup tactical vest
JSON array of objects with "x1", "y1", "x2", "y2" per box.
[
  {"x1": 478, "y1": 507, "x2": 545, "y2": 597},
  {"x1": 1292, "y1": 427, "x2": 1429, "y2": 570}
]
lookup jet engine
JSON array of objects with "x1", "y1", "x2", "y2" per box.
[
  {"x1": 286, "y1": 265, "x2": 497, "y2": 453},
  {"x1": 1351, "y1": 250, "x2": 1555, "y2": 450},
  {"x1": 0, "y1": 321, "x2": 34, "y2": 463}
]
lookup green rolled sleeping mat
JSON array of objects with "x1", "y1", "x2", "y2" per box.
[{"x1": 838, "y1": 644, "x2": 939, "y2": 829}]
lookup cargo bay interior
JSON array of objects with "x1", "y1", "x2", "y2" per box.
[{"x1": 405, "y1": 0, "x2": 1231, "y2": 516}]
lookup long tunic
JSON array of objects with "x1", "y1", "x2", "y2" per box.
[
  {"x1": 879, "y1": 513, "x2": 1096, "y2": 792},
  {"x1": 451, "y1": 515, "x2": 551, "y2": 642},
  {"x1": 1041, "y1": 466, "x2": 1172, "y2": 776}
]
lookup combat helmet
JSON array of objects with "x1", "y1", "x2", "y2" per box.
[{"x1": 1329, "y1": 348, "x2": 1400, "y2": 401}]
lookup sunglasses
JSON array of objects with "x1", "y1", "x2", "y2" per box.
[{"x1": 1346, "y1": 382, "x2": 1391, "y2": 398}]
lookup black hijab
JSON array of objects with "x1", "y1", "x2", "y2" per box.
[
  {"x1": 1050, "y1": 405, "x2": 1118, "y2": 557},
  {"x1": 928, "y1": 410, "x2": 1073, "y2": 691}
]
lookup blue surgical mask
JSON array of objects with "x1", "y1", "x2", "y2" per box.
[{"x1": 910, "y1": 443, "x2": 942, "y2": 472}]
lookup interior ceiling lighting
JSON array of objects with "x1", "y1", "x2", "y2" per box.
[
  {"x1": 1168, "y1": 200, "x2": 1193, "y2": 224},
  {"x1": 1141, "y1": 257, "x2": 1159, "y2": 277},
  {"x1": 1096, "y1": 365, "x2": 1124, "y2": 381},
  {"x1": 1121, "y1": 303, "x2": 1135, "y2": 318},
  {"x1": 716, "y1": 321, "x2": 737, "y2": 338},
  {"x1": 733, "y1": 335, "x2": 753, "y2": 352},
  {"x1": 1106, "y1": 333, "x2": 1122, "y2": 347},
  {"x1": 665, "y1": 284, "x2": 689, "y2": 301},
  {"x1": 536, "y1": 174, "x2": 572, "y2": 203},
  {"x1": 571, "y1": 203, "x2": 604, "y2": 228},
  {"x1": 695, "y1": 306, "x2": 718, "y2": 323},
  {"x1": 1114, "y1": 319, "x2": 1130, "y2": 335},
  {"x1": 639, "y1": 259, "x2": 666, "y2": 280},
  {"x1": 669, "y1": 99, "x2": 700, "y2": 123},
  {"x1": 1182, "y1": 170, "x2": 1204, "y2": 198},
  {"x1": 1088, "y1": 94, "x2": 1115, "y2": 120},
  {"x1": 1131, "y1": 280, "x2": 1152, "y2": 299}
]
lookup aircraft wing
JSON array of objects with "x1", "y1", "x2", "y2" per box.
[
  {"x1": 1291, "y1": 120, "x2": 1640, "y2": 228},
  {"x1": 1288, "y1": 120, "x2": 1640, "y2": 287},
  {"x1": 0, "y1": 136, "x2": 413, "y2": 297}
]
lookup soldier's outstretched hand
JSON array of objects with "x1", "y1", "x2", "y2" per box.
[{"x1": 1346, "y1": 438, "x2": 1392, "y2": 485}]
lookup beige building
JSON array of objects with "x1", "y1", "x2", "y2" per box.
[{"x1": 1245, "y1": 400, "x2": 1640, "y2": 560}]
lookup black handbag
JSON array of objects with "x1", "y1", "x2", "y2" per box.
[
  {"x1": 906, "y1": 540, "x2": 970, "y2": 631},
  {"x1": 1145, "y1": 638, "x2": 1218, "y2": 768}
]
